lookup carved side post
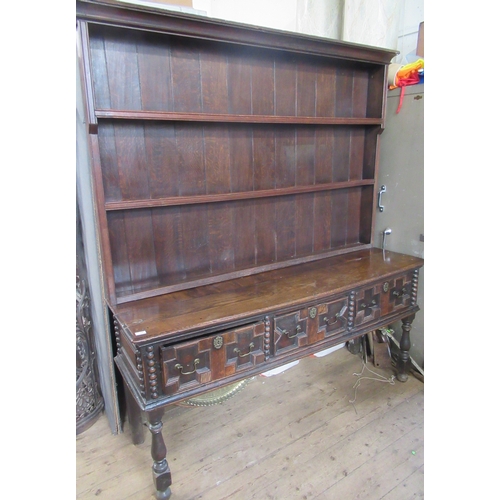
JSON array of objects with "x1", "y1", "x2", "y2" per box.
[
  {"x1": 147, "y1": 409, "x2": 172, "y2": 500},
  {"x1": 396, "y1": 314, "x2": 415, "y2": 382}
]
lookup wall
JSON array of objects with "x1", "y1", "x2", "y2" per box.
[{"x1": 192, "y1": 0, "x2": 423, "y2": 60}]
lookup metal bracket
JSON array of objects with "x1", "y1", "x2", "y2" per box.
[{"x1": 378, "y1": 185, "x2": 387, "y2": 212}]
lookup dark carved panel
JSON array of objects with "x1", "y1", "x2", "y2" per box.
[{"x1": 76, "y1": 202, "x2": 104, "y2": 434}]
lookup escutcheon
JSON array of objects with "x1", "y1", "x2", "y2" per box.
[{"x1": 213, "y1": 335, "x2": 224, "y2": 349}]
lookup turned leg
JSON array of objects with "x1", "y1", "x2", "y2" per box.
[
  {"x1": 124, "y1": 384, "x2": 145, "y2": 445},
  {"x1": 396, "y1": 314, "x2": 415, "y2": 382},
  {"x1": 147, "y1": 409, "x2": 172, "y2": 500}
]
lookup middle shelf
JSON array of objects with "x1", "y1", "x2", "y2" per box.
[
  {"x1": 104, "y1": 179, "x2": 375, "y2": 210},
  {"x1": 97, "y1": 120, "x2": 381, "y2": 207}
]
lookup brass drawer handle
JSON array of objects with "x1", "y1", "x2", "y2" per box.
[
  {"x1": 234, "y1": 342, "x2": 255, "y2": 358},
  {"x1": 175, "y1": 358, "x2": 200, "y2": 375},
  {"x1": 325, "y1": 305, "x2": 347, "y2": 325},
  {"x1": 392, "y1": 287, "x2": 407, "y2": 297},
  {"x1": 276, "y1": 325, "x2": 301, "y2": 339}
]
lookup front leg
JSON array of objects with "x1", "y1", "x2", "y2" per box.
[
  {"x1": 124, "y1": 383, "x2": 145, "y2": 445},
  {"x1": 147, "y1": 408, "x2": 172, "y2": 500},
  {"x1": 396, "y1": 314, "x2": 415, "y2": 382}
]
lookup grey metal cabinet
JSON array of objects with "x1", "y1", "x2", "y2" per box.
[{"x1": 374, "y1": 83, "x2": 424, "y2": 368}]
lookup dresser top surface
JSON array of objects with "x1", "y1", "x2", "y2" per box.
[{"x1": 111, "y1": 248, "x2": 423, "y2": 344}]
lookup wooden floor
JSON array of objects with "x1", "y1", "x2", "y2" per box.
[{"x1": 76, "y1": 347, "x2": 424, "y2": 500}]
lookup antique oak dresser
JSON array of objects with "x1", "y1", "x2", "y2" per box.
[{"x1": 76, "y1": 1, "x2": 424, "y2": 498}]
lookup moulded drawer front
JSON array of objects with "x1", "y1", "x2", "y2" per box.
[
  {"x1": 274, "y1": 309, "x2": 308, "y2": 356},
  {"x1": 379, "y1": 271, "x2": 417, "y2": 316},
  {"x1": 354, "y1": 285, "x2": 382, "y2": 326},
  {"x1": 223, "y1": 322, "x2": 267, "y2": 374},
  {"x1": 355, "y1": 270, "x2": 419, "y2": 326},
  {"x1": 161, "y1": 321, "x2": 266, "y2": 396},
  {"x1": 316, "y1": 297, "x2": 349, "y2": 337}
]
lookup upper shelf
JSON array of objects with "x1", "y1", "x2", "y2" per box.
[
  {"x1": 94, "y1": 109, "x2": 384, "y2": 126},
  {"x1": 85, "y1": 22, "x2": 388, "y2": 128}
]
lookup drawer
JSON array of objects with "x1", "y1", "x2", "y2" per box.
[
  {"x1": 354, "y1": 270, "x2": 419, "y2": 326},
  {"x1": 353, "y1": 285, "x2": 381, "y2": 326},
  {"x1": 274, "y1": 296, "x2": 349, "y2": 355},
  {"x1": 315, "y1": 297, "x2": 349, "y2": 337},
  {"x1": 161, "y1": 321, "x2": 266, "y2": 396},
  {"x1": 379, "y1": 271, "x2": 417, "y2": 315},
  {"x1": 274, "y1": 309, "x2": 309, "y2": 356}
]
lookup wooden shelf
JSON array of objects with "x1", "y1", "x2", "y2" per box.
[
  {"x1": 104, "y1": 180, "x2": 375, "y2": 211},
  {"x1": 114, "y1": 243, "x2": 372, "y2": 304},
  {"x1": 95, "y1": 109, "x2": 383, "y2": 126}
]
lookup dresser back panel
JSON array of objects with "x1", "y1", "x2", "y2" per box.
[{"x1": 88, "y1": 24, "x2": 383, "y2": 119}]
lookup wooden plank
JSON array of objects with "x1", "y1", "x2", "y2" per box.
[
  {"x1": 97, "y1": 122, "x2": 121, "y2": 202},
  {"x1": 204, "y1": 125, "x2": 231, "y2": 194},
  {"x1": 349, "y1": 128, "x2": 366, "y2": 181},
  {"x1": 274, "y1": 54, "x2": 297, "y2": 116},
  {"x1": 314, "y1": 423, "x2": 424, "y2": 499},
  {"x1": 275, "y1": 195, "x2": 296, "y2": 261},
  {"x1": 122, "y1": 210, "x2": 159, "y2": 293},
  {"x1": 251, "y1": 54, "x2": 275, "y2": 115},
  {"x1": 346, "y1": 187, "x2": 362, "y2": 245},
  {"x1": 313, "y1": 191, "x2": 333, "y2": 253},
  {"x1": 352, "y1": 66, "x2": 370, "y2": 118},
  {"x1": 335, "y1": 66, "x2": 354, "y2": 118},
  {"x1": 380, "y1": 464, "x2": 424, "y2": 500},
  {"x1": 200, "y1": 42, "x2": 229, "y2": 114},
  {"x1": 143, "y1": 122, "x2": 179, "y2": 198},
  {"x1": 232, "y1": 199, "x2": 256, "y2": 270},
  {"x1": 297, "y1": 59, "x2": 317, "y2": 117},
  {"x1": 330, "y1": 189, "x2": 348, "y2": 248},
  {"x1": 107, "y1": 211, "x2": 132, "y2": 293},
  {"x1": 87, "y1": 27, "x2": 111, "y2": 110},
  {"x1": 103, "y1": 32, "x2": 141, "y2": 110},
  {"x1": 255, "y1": 198, "x2": 277, "y2": 266},
  {"x1": 136, "y1": 31, "x2": 174, "y2": 111},
  {"x1": 295, "y1": 127, "x2": 315, "y2": 257},
  {"x1": 227, "y1": 51, "x2": 252, "y2": 115},
  {"x1": 170, "y1": 37, "x2": 202, "y2": 113},
  {"x1": 207, "y1": 201, "x2": 235, "y2": 273},
  {"x1": 332, "y1": 127, "x2": 351, "y2": 182},
  {"x1": 175, "y1": 124, "x2": 206, "y2": 196},
  {"x1": 229, "y1": 125, "x2": 254, "y2": 193},
  {"x1": 316, "y1": 62, "x2": 335, "y2": 117},
  {"x1": 178, "y1": 204, "x2": 210, "y2": 279},
  {"x1": 314, "y1": 127, "x2": 334, "y2": 184},
  {"x1": 113, "y1": 122, "x2": 150, "y2": 200},
  {"x1": 151, "y1": 206, "x2": 186, "y2": 281}
]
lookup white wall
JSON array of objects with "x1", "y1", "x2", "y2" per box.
[{"x1": 192, "y1": 0, "x2": 424, "y2": 62}]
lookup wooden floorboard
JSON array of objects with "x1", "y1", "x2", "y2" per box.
[{"x1": 76, "y1": 347, "x2": 424, "y2": 500}]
